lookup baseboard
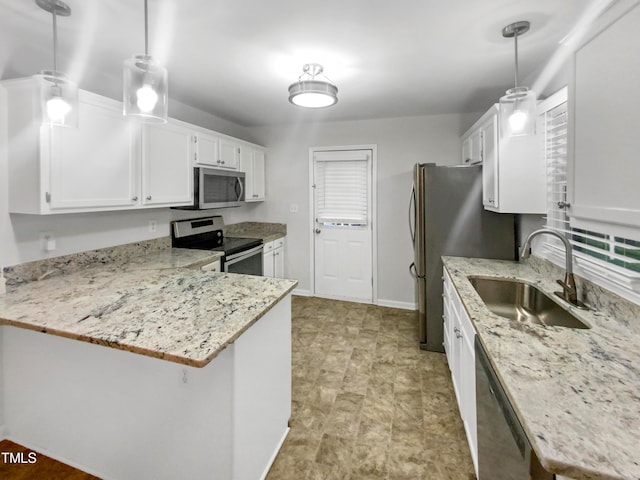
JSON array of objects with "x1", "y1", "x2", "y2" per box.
[
  {"x1": 292, "y1": 288, "x2": 312, "y2": 297},
  {"x1": 294, "y1": 291, "x2": 417, "y2": 310},
  {"x1": 259, "y1": 427, "x2": 290, "y2": 480},
  {"x1": 376, "y1": 299, "x2": 417, "y2": 310}
]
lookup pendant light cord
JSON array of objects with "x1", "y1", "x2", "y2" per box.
[
  {"x1": 52, "y1": 2, "x2": 58, "y2": 78},
  {"x1": 513, "y1": 31, "x2": 519, "y2": 89},
  {"x1": 144, "y1": 0, "x2": 149, "y2": 56}
]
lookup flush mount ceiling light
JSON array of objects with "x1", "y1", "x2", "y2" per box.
[
  {"x1": 123, "y1": 0, "x2": 168, "y2": 123},
  {"x1": 499, "y1": 21, "x2": 536, "y2": 137},
  {"x1": 34, "y1": 0, "x2": 78, "y2": 128},
  {"x1": 288, "y1": 64, "x2": 338, "y2": 108}
]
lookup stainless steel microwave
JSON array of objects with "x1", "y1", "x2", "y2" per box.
[{"x1": 181, "y1": 167, "x2": 245, "y2": 209}]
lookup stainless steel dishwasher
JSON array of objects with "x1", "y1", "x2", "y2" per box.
[{"x1": 475, "y1": 337, "x2": 553, "y2": 480}]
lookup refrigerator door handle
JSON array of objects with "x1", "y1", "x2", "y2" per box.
[{"x1": 409, "y1": 185, "x2": 416, "y2": 243}]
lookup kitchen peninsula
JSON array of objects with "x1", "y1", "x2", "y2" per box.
[{"x1": 0, "y1": 238, "x2": 297, "y2": 480}]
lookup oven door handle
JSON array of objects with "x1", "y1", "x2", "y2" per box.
[{"x1": 225, "y1": 244, "x2": 263, "y2": 263}]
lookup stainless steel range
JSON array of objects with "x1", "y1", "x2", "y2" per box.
[{"x1": 171, "y1": 216, "x2": 263, "y2": 276}]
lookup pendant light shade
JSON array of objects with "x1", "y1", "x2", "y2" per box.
[
  {"x1": 35, "y1": 0, "x2": 78, "y2": 128},
  {"x1": 123, "y1": 0, "x2": 168, "y2": 123},
  {"x1": 288, "y1": 64, "x2": 338, "y2": 108},
  {"x1": 499, "y1": 21, "x2": 536, "y2": 137}
]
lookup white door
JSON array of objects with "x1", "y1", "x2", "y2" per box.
[{"x1": 312, "y1": 149, "x2": 373, "y2": 302}]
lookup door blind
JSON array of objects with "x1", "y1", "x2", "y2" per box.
[
  {"x1": 314, "y1": 152, "x2": 369, "y2": 225},
  {"x1": 543, "y1": 98, "x2": 640, "y2": 274}
]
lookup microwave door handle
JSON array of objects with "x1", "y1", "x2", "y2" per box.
[{"x1": 236, "y1": 176, "x2": 244, "y2": 201}]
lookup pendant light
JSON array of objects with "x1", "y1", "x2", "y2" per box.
[
  {"x1": 123, "y1": 0, "x2": 168, "y2": 123},
  {"x1": 288, "y1": 64, "x2": 338, "y2": 108},
  {"x1": 35, "y1": 0, "x2": 78, "y2": 128},
  {"x1": 499, "y1": 21, "x2": 536, "y2": 137}
]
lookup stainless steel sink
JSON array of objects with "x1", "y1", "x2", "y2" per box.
[{"x1": 468, "y1": 277, "x2": 590, "y2": 329}]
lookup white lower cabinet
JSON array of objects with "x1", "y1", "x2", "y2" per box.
[
  {"x1": 263, "y1": 237, "x2": 286, "y2": 278},
  {"x1": 443, "y1": 267, "x2": 478, "y2": 477}
]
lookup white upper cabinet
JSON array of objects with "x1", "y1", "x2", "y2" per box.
[
  {"x1": 570, "y1": 3, "x2": 640, "y2": 236},
  {"x1": 460, "y1": 128, "x2": 481, "y2": 165},
  {"x1": 240, "y1": 147, "x2": 266, "y2": 202},
  {"x1": 461, "y1": 104, "x2": 545, "y2": 214},
  {"x1": 141, "y1": 120, "x2": 193, "y2": 207},
  {"x1": 3, "y1": 79, "x2": 138, "y2": 214},
  {"x1": 193, "y1": 131, "x2": 241, "y2": 170},
  {"x1": 2, "y1": 77, "x2": 264, "y2": 215},
  {"x1": 219, "y1": 138, "x2": 241, "y2": 170},
  {"x1": 47, "y1": 93, "x2": 139, "y2": 211},
  {"x1": 193, "y1": 130, "x2": 220, "y2": 167}
]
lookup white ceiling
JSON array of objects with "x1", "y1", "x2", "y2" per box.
[{"x1": 0, "y1": 0, "x2": 598, "y2": 127}]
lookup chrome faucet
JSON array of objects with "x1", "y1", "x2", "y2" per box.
[{"x1": 520, "y1": 228, "x2": 586, "y2": 308}]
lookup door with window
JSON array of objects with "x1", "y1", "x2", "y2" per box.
[{"x1": 312, "y1": 149, "x2": 373, "y2": 302}]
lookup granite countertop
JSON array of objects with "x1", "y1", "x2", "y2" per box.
[
  {"x1": 442, "y1": 256, "x2": 640, "y2": 480},
  {"x1": 0, "y1": 247, "x2": 297, "y2": 368},
  {"x1": 225, "y1": 221, "x2": 286, "y2": 244}
]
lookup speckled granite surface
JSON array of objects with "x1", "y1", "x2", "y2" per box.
[
  {"x1": 225, "y1": 222, "x2": 286, "y2": 243},
  {"x1": 442, "y1": 256, "x2": 640, "y2": 480},
  {"x1": 0, "y1": 241, "x2": 296, "y2": 367}
]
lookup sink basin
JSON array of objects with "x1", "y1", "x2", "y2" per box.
[{"x1": 468, "y1": 277, "x2": 590, "y2": 329}]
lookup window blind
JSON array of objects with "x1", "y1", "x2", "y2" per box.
[
  {"x1": 543, "y1": 97, "x2": 640, "y2": 275},
  {"x1": 314, "y1": 153, "x2": 369, "y2": 226}
]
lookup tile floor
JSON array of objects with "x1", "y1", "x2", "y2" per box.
[{"x1": 266, "y1": 296, "x2": 476, "y2": 480}]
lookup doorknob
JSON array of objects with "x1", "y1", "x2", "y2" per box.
[{"x1": 315, "y1": 228, "x2": 321, "y2": 234}]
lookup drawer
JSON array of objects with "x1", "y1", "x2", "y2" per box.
[{"x1": 263, "y1": 241, "x2": 274, "y2": 253}]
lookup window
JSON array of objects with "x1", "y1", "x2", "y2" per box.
[
  {"x1": 313, "y1": 151, "x2": 369, "y2": 227},
  {"x1": 540, "y1": 88, "x2": 640, "y2": 299}
]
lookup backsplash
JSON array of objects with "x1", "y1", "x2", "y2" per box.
[
  {"x1": 527, "y1": 255, "x2": 640, "y2": 335},
  {"x1": 3, "y1": 237, "x2": 171, "y2": 286}
]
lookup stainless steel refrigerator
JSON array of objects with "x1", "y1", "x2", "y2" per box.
[{"x1": 410, "y1": 163, "x2": 516, "y2": 352}]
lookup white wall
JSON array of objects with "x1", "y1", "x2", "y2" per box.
[{"x1": 248, "y1": 113, "x2": 479, "y2": 307}]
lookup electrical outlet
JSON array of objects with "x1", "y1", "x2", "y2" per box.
[
  {"x1": 40, "y1": 232, "x2": 56, "y2": 252},
  {"x1": 289, "y1": 204, "x2": 299, "y2": 213},
  {"x1": 148, "y1": 220, "x2": 157, "y2": 233}
]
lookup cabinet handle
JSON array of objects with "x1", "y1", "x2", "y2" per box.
[
  {"x1": 557, "y1": 201, "x2": 571, "y2": 209},
  {"x1": 146, "y1": 195, "x2": 152, "y2": 201},
  {"x1": 132, "y1": 196, "x2": 138, "y2": 201},
  {"x1": 221, "y1": 160, "x2": 225, "y2": 165},
  {"x1": 252, "y1": 194, "x2": 258, "y2": 198}
]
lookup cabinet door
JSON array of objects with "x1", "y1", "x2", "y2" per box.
[
  {"x1": 571, "y1": 4, "x2": 640, "y2": 232},
  {"x1": 141, "y1": 120, "x2": 193, "y2": 206},
  {"x1": 480, "y1": 115, "x2": 498, "y2": 208},
  {"x1": 47, "y1": 95, "x2": 138, "y2": 210},
  {"x1": 461, "y1": 136, "x2": 473, "y2": 164},
  {"x1": 194, "y1": 132, "x2": 220, "y2": 167},
  {"x1": 263, "y1": 250, "x2": 275, "y2": 278},
  {"x1": 459, "y1": 308, "x2": 478, "y2": 475},
  {"x1": 219, "y1": 139, "x2": 240, "y2": 170},
  {"x1": 273, "y1": 245, "x2": 285, "y2": 278},
  {"x1": 250, "y1": 150, "x2": 266, "y2": 200}
]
